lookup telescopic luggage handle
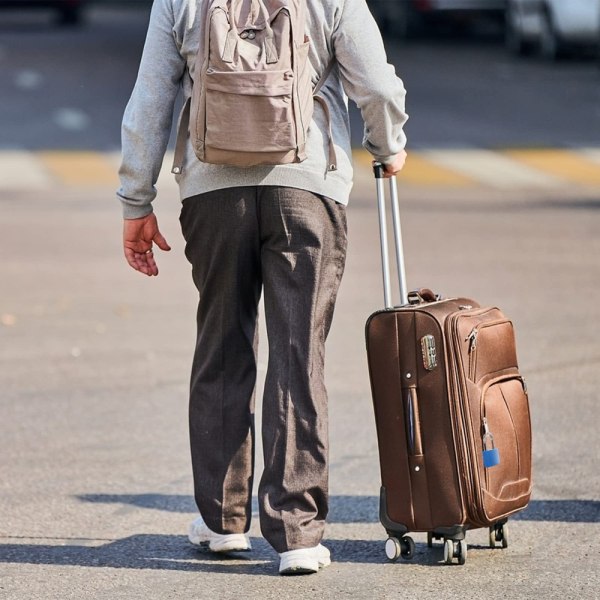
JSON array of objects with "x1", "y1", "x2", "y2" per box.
[{"x1": 373, "y1": 163, "x2": 408, "y2": 308}]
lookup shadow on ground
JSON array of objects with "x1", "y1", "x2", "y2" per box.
[
  {"x1": 75, "y1": 494, "x2": 600, "y2": 524},
  {"x1": 0, "y1": 497, "x2": 596, "y2": 572},
  {"x1": 0, "y1": 534, "x2": 393, "y2": 573}
]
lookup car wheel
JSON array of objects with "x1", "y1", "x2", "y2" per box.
[
  {"x1": 538, "y1": 8, "x2": 563, "y2": 60},
  {"x1": 57, "y1": 6, "x2": 82, "y2": 26},
  {"x1": 505, "y1": 2, "x2": 532, "y2": 56},
  {"x1": 372, "y1": 1, "x2": 421, "y2": 38},
  {"x1": 395, "y1": 4, "x2": 422, "y2": 39}
]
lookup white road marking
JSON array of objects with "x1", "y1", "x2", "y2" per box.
[
  {"x1": 1, "y1": 148, "x2": 599, "y2": 190},
  {"x1": 0, "y1": 151, "x2": 52, "y2": 190},
  {"x1": 423, "y1": 149, "x2": 565, "y2": 188},
  {"x1": 14, "y1": 70, "x2": 43, "y2": 90},
  {"x1": 53, "y1": 108, "x2": 90, "y2": 131},
  {"x1": 579, "y1": 148, "x2": 600, "y2": 165},
  {"x1": 156, "y1": 151, "x2": 179, "y2": 194}
]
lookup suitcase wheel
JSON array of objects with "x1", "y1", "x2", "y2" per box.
[
  {"x1": 443, "y1": 538, "x2": 467, "y2": 565},
  {"x1": 385, "y1": 536, "x2": 415, "y2": 561},
  {"x1": 489, "y1": 523, "x2": 509, "y2": 549}
]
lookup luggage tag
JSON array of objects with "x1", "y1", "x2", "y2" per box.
[{"x1": 482, "y1": 418, "x2": 500, "y2": 469}]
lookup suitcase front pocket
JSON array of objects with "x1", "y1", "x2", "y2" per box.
[
  {"x1": 479, "y1": 375, "x2": 532, "y2": 520},
  {"x1": 467, "y1": 319, "x2": 519, "y2": 382}
]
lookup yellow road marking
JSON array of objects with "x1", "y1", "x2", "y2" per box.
[
  {"x1": 353, "y1": 149, "x2": 474, "y2": 186},
  {"x1": 38, "y1": 151, "x2": 118, "y2": 186},
  {"x1": 505, "y1": 149, "x2": 600, "y2": 186},
  {"x1": 1, "y1": 149, "x2": 598, "y2": 190}
]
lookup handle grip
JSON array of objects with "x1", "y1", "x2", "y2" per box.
[{"x1": 373, "y1": 162, "x2": 408, "y2": 307}]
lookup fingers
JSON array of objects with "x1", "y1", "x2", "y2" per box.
[
  {"x1": 124, "y1": 246, "x2": 159, "y2": 277},
  {"x1": 383, "y1": 151, "x2": 408, "y2": 178},
  {"x1": 153, "y1": 230, "x2": 171, "y2": 252},
  {"x1": 142, "y1": 249, "x2": 160, "y2": 276}
]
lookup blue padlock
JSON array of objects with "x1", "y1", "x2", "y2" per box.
[
  {"x1": 483, "y1": 447, "x2": 500, "y2": 468},
  {"x1": 482, "y1": 418, "x2": 500, "y2": 469}
]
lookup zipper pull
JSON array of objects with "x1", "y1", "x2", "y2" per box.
[
  {"x1": 465, "y1": 327, "x2": 478, "y2": 353},
  {"x1": 482, "y1": 416, "x2": 490, "y2": 437}
]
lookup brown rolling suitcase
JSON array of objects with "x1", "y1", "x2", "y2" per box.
[{"x1": 365, "y1": 164, "x2": 532, "y2": 565}]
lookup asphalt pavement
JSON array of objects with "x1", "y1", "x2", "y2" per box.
[
  {"x1": 1, "y1": 170, "x2": 599, "y2": 600},
  {"x1": 1, "y1": 5, "x2": 600, "y2": 600}
]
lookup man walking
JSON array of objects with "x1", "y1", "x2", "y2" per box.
[{"x1": 118, "y1": 0, "x2": 407, "y2": 575}]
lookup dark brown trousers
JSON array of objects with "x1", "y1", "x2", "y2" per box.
[{"x1": 179, "y1": 186, "x2": 347, "y2": 553}]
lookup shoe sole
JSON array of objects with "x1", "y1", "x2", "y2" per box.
[
  {"x1": 189, "y1": 534, "x2": 251, "y2": 553},
  {"x1": 209, "y1": 538, "x2": 252, "y2": 553},
  {"x1": 280, "y1": 566, "x2": 319, "y2": 575},
  {"x1": 279, "y1": 556, "x2": 331, "y2": 575}
]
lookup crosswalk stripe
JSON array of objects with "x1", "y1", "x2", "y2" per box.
[
  {"x1": 423, "y1": 149, "x2": 564, "y2": 188},
  {"x1": 156, "y1": 151, "x2": 179, "y2": 194},
  {"x1": 37, "y1": 151, "x2": 118, "y2": 187},
  {"x1": 399, "y1": 154, "x2": 475, "y2": 187},
  {"x1": 1, "y1": 149, "x2": 599, "y2": 190},
  {"x1": 353, "y1": 149, "x2": 474, "y2": 186},
  {"x1": 578, "y1": 148, "x2": 600, "y2": 166},
  {"x1": 0, "y1": 151, "x2": 51, "y2": 190},
  {"x1": 505, "y1": 149, "x2": 600, "y2": 186}
]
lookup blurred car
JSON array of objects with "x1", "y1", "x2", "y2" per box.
[
  {"x1": 0, "y1": 0, "x2": 85, "y2": 25},
  {"x1": 506, "y1": 0, "x2": 600, "y2": 58},
  {"x1": 368, "y1": 0, "x2": 506, "y2": 36}
]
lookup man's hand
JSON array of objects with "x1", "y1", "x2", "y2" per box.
[
  {"x1": 381, "y1": 150, "x2": 407, "y2": 178},
  {"x1": 123, "y1": 213, "x2": 171, "y2": 277}
]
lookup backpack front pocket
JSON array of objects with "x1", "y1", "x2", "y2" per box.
[{"x1": 204, "y1": 70, "x2": 296, "y2": 153}]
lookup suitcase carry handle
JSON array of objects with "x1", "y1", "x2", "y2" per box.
[{"x1": 374, "y1": 163, "x2": 408, "y2": 308}]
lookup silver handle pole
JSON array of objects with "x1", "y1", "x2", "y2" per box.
[
  {"x1": 388, "y1": 177, "x2": 408, "y2": 306},
  {"x1": 376, "y1": 176, "x2": 393, "y2": 309}
]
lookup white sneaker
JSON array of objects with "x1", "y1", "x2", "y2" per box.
[
  {"x1": 279, "y1": 544, "x2": 331, "y2": 575},
  {"x1": 188, "y1": 516, "x2": 251, "y2": 553}
]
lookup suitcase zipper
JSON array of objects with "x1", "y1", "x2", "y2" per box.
[
  {"x1": 466, "y1": 327, "x2": 478, "y2": 380},
  {"x1": 447, "y1": 314, "x2": 479, "y2": 521}
]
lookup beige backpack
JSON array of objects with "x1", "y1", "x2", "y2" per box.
[{"x1": 172, "y1": 0, "x2": 335, "y2": 173}]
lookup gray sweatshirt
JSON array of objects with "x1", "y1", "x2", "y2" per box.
[{"x1": 118, "y1": 0, "x2": 408, "y2": 219}]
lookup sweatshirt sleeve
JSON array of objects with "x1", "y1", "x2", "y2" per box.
[
  {"x1": 117, "y1": 0, "x2": 186, "y2": 219},
  {"x1": 331, "y1": 0, "x2": 408, "y2": 163}
]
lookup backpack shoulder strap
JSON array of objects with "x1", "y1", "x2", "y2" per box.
[
  {"x1": 314, "y1": 59, "x2": 335, "y2": 96},
  {"x1": 171, "y1": 0, "x2": 212, "y2": 175},
  {"x1": 313, "y1": 59, "x2": 338, "y2": 171},
  {"x1": 171, "y1": 97, "x2": 191, "y2": 175}
]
